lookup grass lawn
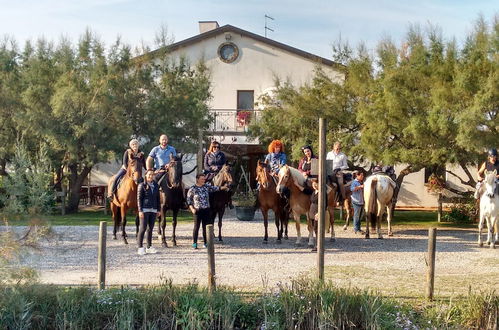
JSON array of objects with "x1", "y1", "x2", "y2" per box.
[{"x1": 3, "y1": 209, "x2": 194, "y2": 226}]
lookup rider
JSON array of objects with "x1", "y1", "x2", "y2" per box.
[
  {"x1": 108, "y1": 138, "x2": 146, "y2": 198},
  {"x1": 326, "y1": 141, "x2": 349, "y2": 202},
  {"x1": 475, "y1": 148, "x2": 499, "y2": 199},
  {"x1": 264, "y1": 140, "x2": 287, "y2": 178},
  {"x1": 297, "y1": 145, "x2": 317, "y2": 195},
  {"x1": 203, "y1": 141, "x2": 233, "y2": 209},
  {"x1": 146, "y1": 134, "x2": 177, "y2": 184}
]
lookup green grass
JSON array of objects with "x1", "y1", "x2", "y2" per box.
[{"x1": 2, "y1": 209, "x2": 193, "y2": 226}]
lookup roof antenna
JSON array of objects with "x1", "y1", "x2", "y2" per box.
[{"x1": 265, "y1": 15, "x2": 274, "y2": 38}]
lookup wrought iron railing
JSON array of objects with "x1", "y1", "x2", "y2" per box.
[{"x1": 209, "y1": 109, "x2": 263, "y2": 133}]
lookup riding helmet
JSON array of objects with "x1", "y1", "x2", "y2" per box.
[{"x1": 488, "y1": 148, "x2": 497, "y2": 157}]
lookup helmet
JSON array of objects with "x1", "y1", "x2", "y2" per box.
[{"x1": 488, "y1": 148, "x2": 497, "y2": 157}]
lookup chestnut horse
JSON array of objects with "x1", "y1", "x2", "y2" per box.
[
  {"x1": 256, "y1": 160, "x2": 289, "y2": 243},
  {"x1": 276, "y1": 165, "x2": 336, "y2": 246},
  {"x1": 210, "y1": 164, "x2": 234, "y2": 241},
  {"x1": 363, "y1": 174, "x2": 396, "y2": 239},
  {"x1": 157, "y1": 154, "x2": 184, "y2": 247},
  {"x1": 109, "y1": 157, "x2": 142, "y2": 244}
]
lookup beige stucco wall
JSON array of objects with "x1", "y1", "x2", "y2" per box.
[{"x1": 159, "y1": 32, "x2": 344, "y2": 109}]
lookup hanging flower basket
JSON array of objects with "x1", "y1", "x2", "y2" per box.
[
  {"x1": 425, "y1": 173, "x2": 446, "y2": 194},
  {"x1": 236, "y1": 110, "x2": 253, "y2": 127}
]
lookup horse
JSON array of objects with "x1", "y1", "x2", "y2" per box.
[
  {"x1": 276, "y1": 165, "x2": 336, "y2": 246},
  {"x1": 209, "y1": 164, "x2": 234, "y2": 241},
  {"x1": 108, "y1": 157, "x2": 142, "y2": 244},
  {"x1": 478, "y1": 170, "x2": 498, "y2": 248},
  {"x1": 363, "y1": 174, "x2": 396, "y2": 239},
  {"x1": 256, "y1": 160, "x2": 289, "y2": 243},
  {"x1": 157, "y1": 154, "x2": 184, "y2": 247}
]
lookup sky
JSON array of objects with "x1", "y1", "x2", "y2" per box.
[{"x1": 0, "y1": 0, "x2": 497, "y2": 58}]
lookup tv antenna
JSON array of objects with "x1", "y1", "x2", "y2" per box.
[{"x1": 265, "y1": 15, "x2": 274, "y2": 38}]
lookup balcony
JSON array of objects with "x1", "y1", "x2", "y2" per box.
[{"x1": 209, "y1": 109, "x2": 263, "y2": 134}]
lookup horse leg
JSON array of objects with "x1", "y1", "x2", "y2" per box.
[
  {"x1": 218, "y1": 210, "x2": 223, "y2": 242},
  {"x1": 491, "y1": 217, "x2": 497, "y2": 249},
  {"x1": 171, "y1": 209, "x2": 178, "y2": 246},
  {"x1": 365, "y1": 211, "x2": 371, "y2": 239},
  {"x1": 121, "y1": 207, "x2": 128, "y2": 244},
  {"x1": 328, "y1": 207, "x2": 336, "y2": 242},
  {"x1": 294, "y1": 212, "x2": 302, "y2": 246},
  {"x1": 377, "y1": 209, "x2": 383, "y2": 239},
  {"x1": 478, "y1": 213, "x2": 484, "y2": 247},
  {"x1": 342, "y1": 202, "x2": 349, "y2": 230},
  {"x1": 307, "y1": 215, "x2": 314, "y2": 248},
  {"x1": 274, "y1": 208, "x2": 282, "y2": 243},
  {"x1": 160, "y1": 210, "x2": 168, "y2": 248},
  {"x1": 486, "y1": 216, "x2": 492, "y2": 246},
  {"x1": 111, "y1": 204, "x2": 119, "y2": 240},
  {"x1": 262, "y1": 208, "x2": 269, "y2": 243},
  {"x1": 387, "y1": 205, "x2": 393, "y2": 237}
]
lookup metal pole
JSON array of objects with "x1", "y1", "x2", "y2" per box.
[
  {"x1": 317, "y1": 118, "x2": 327, "y2": 281},
  {"x1": 426, "y1": 227, "x2": 437, "y2": 300},
  {"x1": 98, "y1": 221, "x2": 107, "y2": 290},
  {"x1": 207, "y1": 224, "x2": 216, "y2": 292}
]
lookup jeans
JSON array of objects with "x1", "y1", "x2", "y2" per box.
[
  {"x1": 112, "y1": 168, "x2": 127, "y2": 192},
  {"x1": 192, "y1": 208, "x2": 213, "y2": 244},
  {"x1": 352, "y1": 203, "x2": 364, "y2": 232},
  {"x1": 137, "y1": 212, "x2": 156, "y2": 248}
]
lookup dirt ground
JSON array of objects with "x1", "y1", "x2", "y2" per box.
[{"x1": 17, "y1": 209, "x2": 499, "y2": 297}]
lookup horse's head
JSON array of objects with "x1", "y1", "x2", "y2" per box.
[
  {"x1": 276, "y1": 165, "x2": 291, "y2": 194},
  {"x1": 127, "y1": 158, "x2": 142, "y2": 185},
  {"x1": 484, "y1": 170, "x2": 497, "y2": 198},
  {"x1": 167, "y1": 155, "x2": 183, "y2": 189},
  {"x1": 213, "y1": 164, "x2": 233, "y2": 188},
  {"x1": 256, "y1": 160, "x2": 271, "y2": 190}
]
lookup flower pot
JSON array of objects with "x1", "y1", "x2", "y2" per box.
[{"x1": 235, "y1": 206, "x2": 256, "y2": 221}]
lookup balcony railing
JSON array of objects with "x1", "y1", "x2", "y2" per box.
[{"x1": 209, "y1": 109, "x2": 263, "y2": 133}]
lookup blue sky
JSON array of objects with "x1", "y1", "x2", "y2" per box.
[{"x1": 0, "y1": 0, "x2": 496, "y2": 58}]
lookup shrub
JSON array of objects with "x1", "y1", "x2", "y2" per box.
[{"x1": 442, "y1": 199, "x2": 477, "y2": 224}]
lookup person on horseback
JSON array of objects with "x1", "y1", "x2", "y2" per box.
[
  {"x1": 298, "y1": 145, "x2": 318, "y2": 179},
  {"x1": 265, "y1": 140, "x2": 287, "y2": 178},
  {"x1": 203, "y1": 141, "x2": 233, "y2": 209},
  {"x1": 326, "y1": 141, "x2": 349, "y2": 202},
  {"x1": 146, "y1": 134, "x2": 177, "y2": 184},
  {"x1": 137, "y1": 169, "x2": 160, "y2": 255},
  {"x1": 108, "y1": 138, "x2": 146, "y2": 198},
  {"x1": 475, "y1": 148, "x2": 499, "y2": 199}
]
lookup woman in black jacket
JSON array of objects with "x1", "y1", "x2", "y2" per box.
[{"x1": 137, "y1": 169, "x2": 161, "y2": 255}]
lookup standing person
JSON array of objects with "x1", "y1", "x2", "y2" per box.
[
  {"x1": 264, "y1": 140, "x2": 287, "y2": 177},
  {"x1": 146, "y1": 134, "x2": 177, "y2": 183},
  {"x1": 475, "y1": 148, "x2": 499, "y2": 199},
  {"x1": 137, "y1": 169, "x2": 161, "y2": 255},
  {"x1": 308, "y1": 180, "x2": 320, "y2": 252},
  {"x1": 350, "y1": 170, "x2": 365, "y2": 235},
  {"x1": 187, "y1": 173, "x2": 229, "y2": 249},
  {"x1": 326, "y1": 141, "x2": 349, "y2": 202},
  {"x1": 203, "y1": 141, "x2": 233, "y2": 208},
  {"x1": 108, "y1": 138, "x2": 146, "y2": 198}
]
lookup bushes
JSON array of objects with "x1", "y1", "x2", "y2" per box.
[
  {"x1": 442, "y1": 199, "x2": 477, "y2": 224},
  {"x1": 0, "y1": 280, "x2": 497, "y2": 329}
]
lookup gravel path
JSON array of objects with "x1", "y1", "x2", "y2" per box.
[{"x1": 17, "y1": 209, "x2": 499, "y2": 296}]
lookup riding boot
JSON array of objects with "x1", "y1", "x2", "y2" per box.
[{"x1": 337, "y1": 173, "x2": 346, "y2": 202}]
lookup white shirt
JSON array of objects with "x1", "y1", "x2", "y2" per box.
[{"x1": 326, "y1": 151, "x2": 348, "y2": 171}]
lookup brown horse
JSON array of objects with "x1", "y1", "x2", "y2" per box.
[
  {"x1": 109, "y1": 157, "x2": 142, "y2": 244},
  {"x1": 256, "y1": 160, "x2": 289, "y2": 243},
  {"x1": 276, "y1": 165, "x2": 336, "y2": 246},
  {"x1": 210, "y1": 164, "x2": 234, "y2": 241}
]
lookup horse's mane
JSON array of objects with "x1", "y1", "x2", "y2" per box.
[
  {"x1": 284, "y1": 165, "x2": 306, "y2": 186},
  {"x1": 212, "y1": 164, "x2": 232, "y2": 187}
]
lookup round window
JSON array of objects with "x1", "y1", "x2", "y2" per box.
[{"x1": 218, "y1": 42, "x2": 239, "y2": 63}]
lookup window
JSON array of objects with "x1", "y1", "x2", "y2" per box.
[{"x1": 237, "y1": 90, "x2": 254, "y2": 110}]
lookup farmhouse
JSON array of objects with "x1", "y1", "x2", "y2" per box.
[{"x1": 90, "y1": 21, "x2": 476, "y2": 208}]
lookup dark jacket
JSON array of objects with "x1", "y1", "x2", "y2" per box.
[
  {"x1": 137, "y1": 181, "x2": 160, "y2": 212},
  {"x1": 298, "y1": 156, "x2": 318, "y2": 177},
  {"x1": 204, "y1": 151, "x2": 226, "y2": 173},
  {"x1": 123, "y1": 149, "x2": 146, "y2": 170}
]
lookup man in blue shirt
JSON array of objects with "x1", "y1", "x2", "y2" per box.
[
  {"x1": 147, "y1": 134, "x2": 177, "y2": 183},
  {"x1": 350, "y1": 171, "x2": 365, "y2": 234}
]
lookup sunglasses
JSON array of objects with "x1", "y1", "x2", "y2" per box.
[{"x1": 213, "y1": 146, "x2": 220, "y2": 149}]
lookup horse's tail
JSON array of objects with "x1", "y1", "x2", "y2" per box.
[{"x1": 368, "y1": 178, "x2": 378, "y2": 228}]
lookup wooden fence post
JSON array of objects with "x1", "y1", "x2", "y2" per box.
[
  {"x1": 207, "y1": 224, "x2": 216, "y2": 292},
  {"x1": 317, "y1": 118, "x2": 327, "y2": 281},
  {"x1": 98, "y1": 221, "x2": 107, "y2": 290},
  {"x1": 426, "y1": 227, "x2": 437, "y2": 300}
]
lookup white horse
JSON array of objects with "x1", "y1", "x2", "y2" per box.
[
  {"x1": 478, "y1": 170, "x2": 498, "y2": 249},
  {"x1": 363, "y1": 174, "x2": 396, "y2": 239}
]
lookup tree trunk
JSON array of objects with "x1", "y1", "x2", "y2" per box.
[
  {"x1": 66, "y1": 164, "x2": 92, "y2": 213},
  {"x1": 0, "y1": 158, "x2": 7, "y2": 176},
  {"x1": 391, "y1": 165, "x2": 415, "y2": 213}
]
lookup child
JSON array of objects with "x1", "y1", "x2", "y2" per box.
[{"x1": 350, "y1": 171, "x2": 365, "y2": 234}]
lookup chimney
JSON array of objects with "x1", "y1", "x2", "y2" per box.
[{"x1": 198, "y1": 21, "x2": 219, "y2": 34}]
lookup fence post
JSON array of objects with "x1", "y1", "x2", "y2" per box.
[
  {"x1": 317, "y1": 118, "x2": 327, "y2": 281},
  {"x1": 207, "y1": 224, "x2": 216, "y2": 292},
  {"x1": 98, "y1": 221, "x2": 107, "y2": 290},
  {"x1": 437, "y1": 193, "x2": 442, "y2": 222},
  {"x1": 426, "y1": 227, "x2": 437, "y2": 300}
]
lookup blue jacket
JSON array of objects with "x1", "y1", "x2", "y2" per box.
[
  {"x1": 204, "y1": 151, "x2": 226, "y2": 173},
  {"x1": 265, "y1": 152, "x2": 287, "y2": 174},
  {"x1": 137, "y1": 182, "x2": 160, "y2": 212}
]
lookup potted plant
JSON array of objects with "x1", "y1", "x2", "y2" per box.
[{"x1": 232, "y1": 191, "x2": 257, "y2": 221}]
